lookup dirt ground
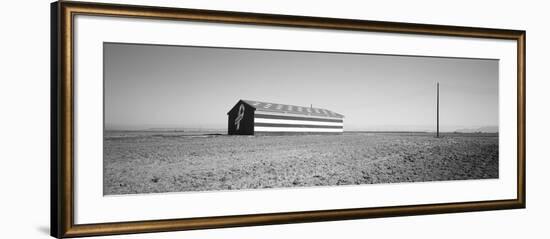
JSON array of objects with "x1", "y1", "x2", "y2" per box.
[{"x1": 103, "y1": 131, "x2": 498, "y2": 195}]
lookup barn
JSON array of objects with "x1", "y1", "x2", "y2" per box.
[{"x1": 227, "y1": 99, "x2": 344, "y2": 135}]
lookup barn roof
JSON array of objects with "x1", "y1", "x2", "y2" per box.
[{"x1": 240, "y1": 99, "x2": 344, "y2": 119}]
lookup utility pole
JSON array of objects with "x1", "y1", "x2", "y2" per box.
[{"x1": 436, "y1": 82, "x2": 440, "y2": 138}]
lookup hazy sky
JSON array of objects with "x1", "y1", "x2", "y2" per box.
[{"x1": 104, "y1": 43, "x2": 498, "y2": 131}]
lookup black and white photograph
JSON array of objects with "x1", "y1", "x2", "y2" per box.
[
  {"x1": 3, "y1": 0, "x2": 541, "y2": 238},
  {"x1": 103, "y1": 42, "x2": 499, "y2": 195}
]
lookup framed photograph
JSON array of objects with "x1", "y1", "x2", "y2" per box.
[{"x1": 51, "y1": 1, "x2": 526, "y2": 238}]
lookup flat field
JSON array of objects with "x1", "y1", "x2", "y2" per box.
[{"x1": 104, "y1": 131, "x2": 498, "y2": 195}]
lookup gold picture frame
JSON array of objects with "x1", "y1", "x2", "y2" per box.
[{"x1": 51, "y1": 1, "x2": 526, "y2": 238}]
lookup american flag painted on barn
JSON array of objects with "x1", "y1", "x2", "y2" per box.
[{"x1": 228, "y1": 100, "x2": 344, "y2": 135}]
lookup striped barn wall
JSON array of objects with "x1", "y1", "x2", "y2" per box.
[{"x1": 254, "y1": 111, "x2": 343, "y2": 134}]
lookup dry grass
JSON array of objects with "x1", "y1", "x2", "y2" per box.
[{"x1": 103, "y1": 132, "x2": 498, "y2": 195}]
